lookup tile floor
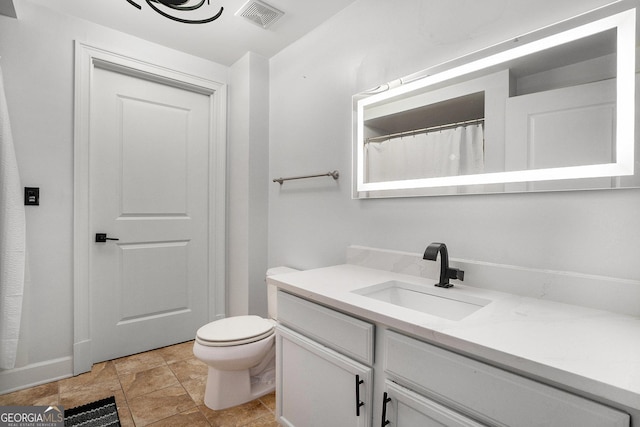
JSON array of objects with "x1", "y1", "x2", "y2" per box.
[{"x1": 0, "y1": 341, "x2": 278, "y2": 427}]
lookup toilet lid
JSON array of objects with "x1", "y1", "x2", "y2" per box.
[{"x1": 196, "y1": 315, "x2": 275, "y2": 346}]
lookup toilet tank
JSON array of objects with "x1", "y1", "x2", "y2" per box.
[{"x1": 266, "y1": 267, "x2": 299, "y2": 320}]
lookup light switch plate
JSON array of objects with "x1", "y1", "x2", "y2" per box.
[{"x1": 24, "y1": 187, "x2": 39, "y2": 205}]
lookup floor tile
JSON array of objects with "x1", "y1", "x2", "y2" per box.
[
  {"x1": 146, "y1": 407, "x2": 211, "y2": 426},
  {"x1": 60, "y1": 361, "x2": 118, "y2": 389},
  {"x1": 258, "y1": 392, "x2": 275, "y2": 412},
  {"x1": 180, "y1": 376, "x2": 206, "y2": 406},
  {"x1": 0, "y1": 382, "x2": 59, "y2": 406},
  {"x1": 166, "y1": 350, "x2": 208, "y2": 405},
  {"x1": 199, "y1": 399, "x2": 272, "y2": 427},
  {"x1": 59, "y1": 377, "x2": 122, "y2": 409},
  {"x1": 113, "y1": 351, "x2": 166, "y2": 376},
  {"x1": 120, "y1": 365, "x2": 179, "y2": 400},
  {"x1": 168, "y1": 357, "x2": 208, "y2": 383},
  {"x1": 128, "y1": 384, "x2": 195, "y2": 426},
  {"x1": 116, "y1": 398, "x2": 136, "y2": 427},
  {"x1": 156, "y1": 341, "x2": 195, "y2": 364},
  {"x1": 241, "y1": 414, "x2": 279, "y2": 427}
]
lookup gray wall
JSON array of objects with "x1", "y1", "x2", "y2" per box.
[{"x1": 268, "y1": 0, "x2": 640, "y2": 286}]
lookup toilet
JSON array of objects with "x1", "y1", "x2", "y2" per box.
[{"x1": 193, "y1": 267, "x2": 298, "y2": 410}]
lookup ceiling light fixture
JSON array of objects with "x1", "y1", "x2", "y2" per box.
[{"x1": 125, "y1": 0, "x2": 224, "y2": 24}]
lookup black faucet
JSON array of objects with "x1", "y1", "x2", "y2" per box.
[{"x1": 423, "y1": 242, "x2": 465, "y2": 288}]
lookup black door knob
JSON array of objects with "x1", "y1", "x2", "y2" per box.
[{"x1": 95, "y1": 233, "x2": 120, "y2": 243}]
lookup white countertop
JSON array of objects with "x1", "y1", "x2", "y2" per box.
[{"x1": 268, "y1": 264, "x2": 640, "y2": 410}]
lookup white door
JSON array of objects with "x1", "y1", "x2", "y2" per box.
[{"x1": 89, "y1": 65, "x2": 211, "y2": 363}]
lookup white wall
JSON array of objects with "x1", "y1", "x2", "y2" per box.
[
  {"x1": 228, "y1": 52, "x2": 270, "y2": 317},
  {"x1": 0, "y1": 0, "x2": 228, "y2": 391},
  {"x1": 268, "y1": 0, "x2": 640, "y2": 304}
]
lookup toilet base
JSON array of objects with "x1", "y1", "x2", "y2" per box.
[
  {"x1": 203, "y1": 365, "x2": 275, "y2": 410},
  {"x1": 192, "y1": 318, "x2": 278, "y2": 410}
]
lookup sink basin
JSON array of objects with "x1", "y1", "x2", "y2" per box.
[{"x1": 352, "y1": 280, "x2": 491, "y2": 321}]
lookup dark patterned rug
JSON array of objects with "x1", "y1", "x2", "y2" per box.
[{"x1": 64, "y1": 396, "x2": 121, "y2": 427}]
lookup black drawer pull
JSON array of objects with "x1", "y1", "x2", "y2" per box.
[
  {"x1": 381, "y1": 392, "x2": 391, "y2": 426},
  {"x1": 355, "y1": 375, "x2": 365, "y2": 416}
]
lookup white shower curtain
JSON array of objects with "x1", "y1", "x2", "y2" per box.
[
  {"x1": 365, "y1": 124, "x2": 484, "y2": 183},
  {"x1": 0, "y1": 63, "x2": 26, "y2": 370}
]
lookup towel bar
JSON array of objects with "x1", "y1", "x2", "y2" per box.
[{"x1": 273, "y1": 170, "x2": 339, "y2": 185}]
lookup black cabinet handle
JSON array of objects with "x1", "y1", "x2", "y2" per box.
[
  {"x1": 355, "y1": 375, "x2": 365, "y2": 416},
  {"x1": 381, "y1": 392, "x2": 391, "y2": 426},
  {"x1": 95, "y1": 233, "x2": 120, "y2": 243}
]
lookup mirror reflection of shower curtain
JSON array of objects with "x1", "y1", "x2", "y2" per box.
[{"x1": 365, "y1": 124, "x2": 484, "y2": 183}]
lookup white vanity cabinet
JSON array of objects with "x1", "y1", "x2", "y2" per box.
[
  {"x1": 381, "y1": 380, "x2": 484, "y2": 427},
  {"x1": 275, "y1": 290, "x2": 630, "y2": 427},
  {"x1": 383, "y1": 331, "x2": 630, "y2": 427},
  {"x1": 276, "y1": 291, "x2": 375, "y2": 427}
]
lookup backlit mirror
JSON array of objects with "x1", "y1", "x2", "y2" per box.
[{"x1": 353, "y1": 4, "x2": 639, "y2": 198}]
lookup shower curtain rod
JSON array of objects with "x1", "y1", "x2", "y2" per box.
[{"x1": 365, "y1": 118, "x2": 484, "y2": 144}]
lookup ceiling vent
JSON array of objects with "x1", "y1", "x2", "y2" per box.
[{"x1": 236, "y1": 0, "x2": 284, "y2": 29}]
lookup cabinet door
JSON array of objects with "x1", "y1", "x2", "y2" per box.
[
  {"x1": 277, "y1": 325, "x2": 373, "y2": 427},
  {"x1": 504, "y1": 79, "x2": 615, "y2": 192},
  {"x1": 381, "y1": 381, "x2": 485, "y2": 427},
  {"x1": 385, "y1": 331, "x2": 630, "y2": 427}
]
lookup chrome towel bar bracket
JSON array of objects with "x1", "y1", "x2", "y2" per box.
[{"x1": 273, "y1": 170, "x2": 339, "y2": 185}]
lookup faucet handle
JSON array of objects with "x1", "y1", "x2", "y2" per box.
[{"x1": 447, "y1": 268, "x2": 465, "y2": 282}]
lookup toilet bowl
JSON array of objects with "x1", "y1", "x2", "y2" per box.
[{"x1": 193, "y1": 267, "x2": 298, "y2": 410}]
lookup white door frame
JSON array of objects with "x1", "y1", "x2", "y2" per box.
[{"x1": 72, "y1": 41, "x2": 227, "y2": 375}]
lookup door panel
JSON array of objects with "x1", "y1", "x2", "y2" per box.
[
  {"x1": 119, "y1": 241, "x2": 189, "y2": 321},
  {"x1": 120, "y1": 97, "x2": 189, "y2": 214},
  {"x1": 90, "y1": 66, "x2": 210, "y2": 362}
]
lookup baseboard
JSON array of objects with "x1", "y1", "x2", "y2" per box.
[
  {"x1": 73, "y1": 339, "x2": 92, "y2": 376},
  {"x1": 0, "y1": 356, "x2": 73, "y2": 394}
]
